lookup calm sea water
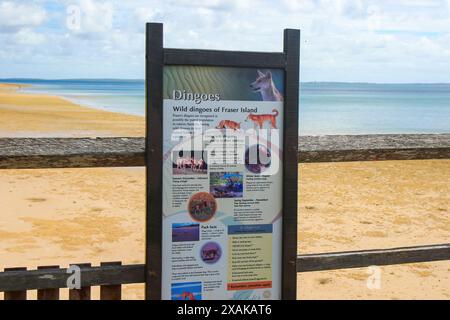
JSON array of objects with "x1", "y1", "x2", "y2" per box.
[{"x1": 3, "y1": 79, "x2": 450, "y2": 135}]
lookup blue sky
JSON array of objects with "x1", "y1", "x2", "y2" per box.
[{"x1": 1, "y1": 0, "x2": 450, "y2": 83}]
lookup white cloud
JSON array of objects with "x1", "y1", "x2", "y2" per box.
[
  {"x1": 317, "y1": 0, "x2": 365, "y2": 19},
  {"x1": 170, "y1": 0, "x2": 239, "y2": 11},
  {"x1": 0, "y1": 1, "x2": 47, "y2": 31},
  {"x1": 12, "y1": 28, "x2": 46, "y2": 45},
  {"x1": 282, "y1": 0, "x2": 318, "y2": 12},
  {"x1": 1, "y1": 0, "x2": 450, "y2": 81},
  {"x1": 67, "y1": 0, "x2": 114, "y2": 34},
  {"x1": 134, "y1": 7, "x2": 164, "y2": 25}
]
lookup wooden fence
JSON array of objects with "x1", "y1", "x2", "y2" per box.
[
  {"x1": 1, "y1": 134, "x2": 449, "y2": 169},
  {"x1": 0, "y1": 134, "x2": 449, "y2": 300}
]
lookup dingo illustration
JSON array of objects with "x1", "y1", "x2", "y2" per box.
[
  {"x1": 250, "y1": 70, "x2": 283, "y2": 102},
  {"x1": 246, "y1": 109, "x2": 279, "y2": 129},
  {"x1": 216, "y1": 120, "x2": 241, "y2": 131}
]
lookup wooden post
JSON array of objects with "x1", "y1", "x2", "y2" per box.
[
  {"x1": 100, "y1": 262, "x2": 122, "y2": 300},
  {"x1": 69, "y1": 263, "x2": 91, "y2": 300},
  {"x1": 145, "y1": 22, "x2": 164, "y2": 300},
  {"x1": 37, "y1": 266, "x2": 60, "y2": 300},
  {"x1": 282, "y1": 28, "x2": 300, "y2": 300},
  {"x1": 4, "y1": 267, "x2": 27, "y2": 300}
]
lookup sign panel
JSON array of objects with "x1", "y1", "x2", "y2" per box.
[{"x1": 161, "y1": 66, "x2": 285, "y2": 300}]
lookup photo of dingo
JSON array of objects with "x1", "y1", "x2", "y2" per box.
[
  {"x1": 216, "y1": 120, "x2": 241, "y2": 131},
  {"x1": 245, "y1": 109, "x2": 279, "y2": 129},
  {"x1": 250, "y1": 70, "x2": 284, "y2": 102}
]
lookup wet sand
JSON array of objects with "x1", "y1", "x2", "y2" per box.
[{"x1": 0, "y1": 84, "x2": 448, "y2": 299}]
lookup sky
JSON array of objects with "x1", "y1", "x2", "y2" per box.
[{"x1": 1, "y1": 0, "x2": 450, "y2": 83}]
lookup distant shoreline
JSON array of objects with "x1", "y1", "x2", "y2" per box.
[
  {"x1": 0, "y1": 82, "x2": 144, "y2": 138},
  {"x1": 2, "y1": 78, "x2": 450, "y2": 85},
  {"x1": 1, "y1": 81, "x2": 145, "y2": 117},
  {"x1": 1, "y1": 80, "x2": 449, "y2": 136}
]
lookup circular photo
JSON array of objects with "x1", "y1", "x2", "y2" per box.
[
  {"x1": 200, "y1": 242, "x2": 222, "y2": 264},
  {"x1": 188, "y1": 192, "x2": 217, "y2": 222},
  {"x1": 245, "y1": 144, "x2": 272, "y2": 174}
]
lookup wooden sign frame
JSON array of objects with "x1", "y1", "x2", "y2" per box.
[{"x1": 145, "y1": 22, "x2": 300, "y2": 300}]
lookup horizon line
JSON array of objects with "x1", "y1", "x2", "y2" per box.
[{"x1": 1, "y1": 78, "x2": 450, "y2": 85}]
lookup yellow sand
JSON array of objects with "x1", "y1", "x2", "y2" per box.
[
  {"x1": 0, "y1": 83, "x2": 144, "y2": 137},
  {"x1": 0, "y1": 84, "x2": 448, "y2": 300}
]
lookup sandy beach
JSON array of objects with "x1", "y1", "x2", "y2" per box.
[
  {"x1": 0, "y1": 84, "x2": 448, "y2": 299},
  {"x1": 0, "y1": 83, "x2": 144, "y2": 137}
]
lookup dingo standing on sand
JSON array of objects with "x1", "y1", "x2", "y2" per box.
[
  {"x1": 250, "y1": 70, "x2": 284, "y2": 102},
  {"x1": 245, "y1": 109, "x2": 279, "y2": 129}
]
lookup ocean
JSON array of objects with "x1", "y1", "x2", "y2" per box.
[{"x1": 3, "y1": 79, "x2": 450, "y2": 135}]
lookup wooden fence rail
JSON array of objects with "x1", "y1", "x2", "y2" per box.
[
  {"x1": 1, "y1": 243, "x2": 449, "y2": 299},
  {"x1": 0, "y1": 263, "x2": 144, "y2": 293},
  {"x1": 0, "y1": 134, "x2": 449, "y2": 169},
  {"x1": 297, "y1": 243, "x2": 450, "y2": 272}
]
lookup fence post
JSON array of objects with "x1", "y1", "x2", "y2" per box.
[
  {"x1": 145, "y1": 22, "x2": 164, "y2": 300},
  {"x1": 37, "y1": 265, "x2": 60, "y2": 300},
  {"x1": 4, "y1": 267, "x2": 27, "y2": 300},
  {"x1": 282, "y1": 28, "x2": 300, "y2": 300},
  {"x1": 69, "y1": 263, "x2": 91, "y2": 300},
  {"x1": 100, "y1": 262, "x2": 122, "y2": 300}
]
